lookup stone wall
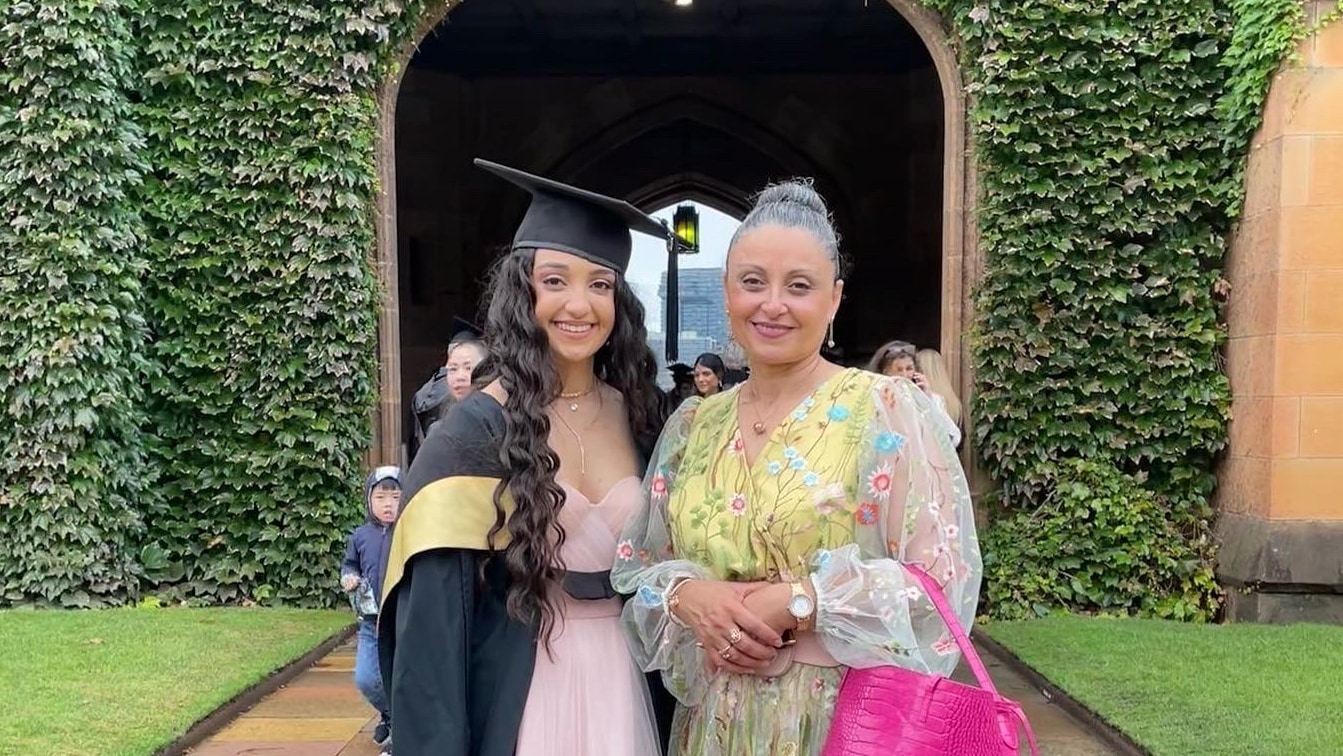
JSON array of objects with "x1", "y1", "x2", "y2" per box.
[{"x1": 1217, "y1": 4, "x2": 1343, "y2": 623}]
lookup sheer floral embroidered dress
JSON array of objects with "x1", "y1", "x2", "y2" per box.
[{"x1": 613, "y1": 368, "x2": 982, "y2": 756}]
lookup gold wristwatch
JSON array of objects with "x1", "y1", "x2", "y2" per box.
[{"x1": 788, "y1": 581, "x2": 816, "y2": 632}]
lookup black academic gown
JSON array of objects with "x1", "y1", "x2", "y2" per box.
[
  {"x1": 378, "y1": 391, "x2": 675, "y2": 756},
  {"x1": 408, "y1": 368, "x2": 451, "y2": 460}
]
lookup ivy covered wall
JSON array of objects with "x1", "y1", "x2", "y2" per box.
[
  {"x1": 927, "y1": 0, "x2": 1334, "y2": 620},
  {"x1": 1, "y1": 0, "x2": 149, "y2": 606},
  {"x1": 0, "y1": 0, "x2": 1323, "y2": 611}
]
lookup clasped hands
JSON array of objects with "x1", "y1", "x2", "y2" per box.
[{"x1": 669, "y1": 579, "x2": 812, "y2": 676}]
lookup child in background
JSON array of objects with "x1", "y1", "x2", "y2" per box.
[{"x1": 340, "y1": 465, "x2": 401, "y2": 750}]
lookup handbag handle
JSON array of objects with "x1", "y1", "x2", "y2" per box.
[
  {"x1": 902, "y1": 563, "x2": 999, "y2": 696},
  {"x1": 897, "y1": 564, "x2": 1041, "y2": 756}
]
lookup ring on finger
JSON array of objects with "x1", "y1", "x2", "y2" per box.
[
  {"x1": 727, "y1": 627, "x2": 743, "y2": 646},
  {"x1": 718, "y1": 646, "x2": 733, "y2": 660}
]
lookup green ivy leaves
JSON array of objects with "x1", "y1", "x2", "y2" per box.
[
  {"x1": 983, "y1": 460, "x2": 1221, "y2": 622},
  {"x1": 921, "y1": 0, "x2": 1303, "y2": 619},
  {"x1": 0, "y1": 0, "x2": 1309, "y2": 615},
  {"x1": 1, "y1": 0, "x2": 149, "y2": 607},
  {"x1": 126, "y1": 0, "x2": 436, "y2": 608},
  {"x1": 1, "y1": 0, "x2": 453, "y2": 608}
]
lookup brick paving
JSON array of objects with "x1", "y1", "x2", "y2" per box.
[{"x1": 186, "y1": 639, "x2": 1119, "y2": 755}]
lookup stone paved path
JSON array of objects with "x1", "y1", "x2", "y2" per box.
[{"x1": 186, "y1": 638, "x2": 1119, "y2": 755}]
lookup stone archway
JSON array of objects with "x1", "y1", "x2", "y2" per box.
[
  {"x1": 369, "y1": 0, "x2": 977, "y2": 468},
  {"x1": 628, "y1": 172, "x2": 752, "y2": 220}
]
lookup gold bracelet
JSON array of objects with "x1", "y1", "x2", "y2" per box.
[{"x1": 664, "y1": 577, "x2": 692, "y2": 628}]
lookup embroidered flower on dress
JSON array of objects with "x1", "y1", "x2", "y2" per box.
[
  {"x1": 803, "y1": 471, "x2": 821, "y2": 488},
  {"x1": 767, "y1": 460, "x2": 783, "y2": 476},
  {"x1": 637, "y1": 585, "x2": 662, "y2": 607},
  {"x1": 866, "y1": 464, "x2": 893, "y2": 501},
  {"x1": 828, "y1": 404, "x2": 850, "y2": 422},
  {"x1": 789, "y1": 457, "x2": 806, "y2": 471},
  {"x1": 856, "y1": 502, "x2": 880, "y2": 526},
  {"x1": 873, "y1": 431, "x2": 906, "y2": 454},
  {"x1": 616, "y1": 540, "x2": 635, "y2": 561},
  {"x1": 784, "y1": 446, "x2": 799, "y2": 459},
  {"x1": 895, "y1": 585, "x2": 923, "y2": 602},
  {"x1": 727, "y1": 493, "x2": 747, "y2": 517},
  {"x1": 814, "y1": 498, "x2": 840, "y2": 516},
  {"x1": 650, "y1": 474, "x2": 669, "y2": 500},
  {"x1": 727, "y1": 432, "x2": 745, "y2": 456},
  {"x1": 813, "y1": 549, "x2": 834, "y2": 571},
  {"x1": 944, "y1": 524, "x2": 959, "y2": 539}
]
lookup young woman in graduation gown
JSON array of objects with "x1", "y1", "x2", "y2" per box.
[{"x1": 378, "y1": 159, "x2": 676, "y2": 756}]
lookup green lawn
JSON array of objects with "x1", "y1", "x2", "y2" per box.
[
  {"x1": 0, "y1": 607, "x2": 352, "y2": 756},
  {"x1": 983, "y1": 615, "x2": 1343, "y2": 755}
]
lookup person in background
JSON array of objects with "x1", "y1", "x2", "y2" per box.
[
  {"x1": 409, "y1": 320, "x2": 488, "y2": 458},
  {"x1": 865, "y1": 339, "x2": 917, "y2": 378},
  {"x1": 691, "y1": 353, "x2": 726, "y2": 397},
  {"x1": 867, "y1": 339, "x2": 961, "y2": 448},
  {"x1": 667, "y1": 363, "x2": 697, "y2": 406},
  {"x1": 720, "y1": 340, "x2": 750, "y2": 387},
  {"x1": 915, "y1": 348, "x2": 963, "y2": 446},
  {"x1": 341, "y1": 465, "x2": 402, "y2": 751}
]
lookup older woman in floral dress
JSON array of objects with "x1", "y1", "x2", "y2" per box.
[{"x1": 613, "y1": 180, "x2": 982, "y2": 756}]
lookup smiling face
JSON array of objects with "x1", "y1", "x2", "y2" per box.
[
  {"x1": 725, "y1": 225, "x2": 843, "y2": 368},
  {"x1": 531, "y1": 248, "x2": 618, "y2": 368},
  {"x1": 693, "y1": 363, "x2": 721, "y2": 395},
  {"x1": 445, "y1": 341, "x2": 486, "y2": 400}
]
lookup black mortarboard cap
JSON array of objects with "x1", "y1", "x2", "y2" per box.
[
  {"x1": 448, "y1": 316, "x2": 483, "y2": 344},
  {"x1": 474, "y1": 158, "x2": 670, "y2": 273}
]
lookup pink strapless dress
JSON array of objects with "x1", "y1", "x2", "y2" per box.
[{"x1": 515, "y1": 476, "x2": 661, "y2": 756}]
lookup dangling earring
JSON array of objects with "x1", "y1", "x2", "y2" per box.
[{"x1": 826, "y1": 320, "x2": 836, "y2": 349}]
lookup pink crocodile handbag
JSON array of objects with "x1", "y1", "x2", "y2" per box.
[{"x1": 820, "y1": 564, "x2": 1039, "y2": 756}]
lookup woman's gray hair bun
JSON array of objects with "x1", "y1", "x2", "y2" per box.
[{"x1": 730, "y1": 178, "x2": 848, "y2": 279}]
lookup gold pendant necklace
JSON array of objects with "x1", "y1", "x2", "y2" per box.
[
  {"x1": 746, "y1": 383, "x2": 784, "y2": 435},
  {"x1": 551, "y1": 390, "x2": 602, "y2": 476},
  {"x1": 558, "y1": 382, "x2": 596, "y2": 412}
]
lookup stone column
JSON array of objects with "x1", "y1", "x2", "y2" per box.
[{"x1": 1217, "y1": 4, "x2": 1343, "y2": 623}]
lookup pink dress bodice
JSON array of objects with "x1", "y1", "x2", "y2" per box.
[{"x1": 516, "y1": 475, "x2": 662, "y2": 755}]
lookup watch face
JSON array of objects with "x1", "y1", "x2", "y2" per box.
[{"x1": 789, "y1": 594, "x2": 815, "y2": 618}]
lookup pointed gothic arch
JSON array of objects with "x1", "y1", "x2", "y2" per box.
[{"x1": 369, "y1": 1, "x2": 977, "y2": 473}]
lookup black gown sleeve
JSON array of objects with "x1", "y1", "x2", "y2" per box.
[
  {"x1": 383, "y1": 549, "x2": 474, "y2": 755},
  {"x1": 381, "y1": 548, "x2": 538, "y2": 756}
]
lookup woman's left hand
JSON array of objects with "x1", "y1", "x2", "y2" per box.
[{"x1": 740, "y1": 582, "x2": 798, "y2": 636}]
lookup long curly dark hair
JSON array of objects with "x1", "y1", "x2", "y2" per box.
[{"x1": 476, "y1": 247, "x2": 662, "y2": 647}]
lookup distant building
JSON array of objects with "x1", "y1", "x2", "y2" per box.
[{"x1": 659, "y1": 267, "x2": 728, "y2": 350}]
